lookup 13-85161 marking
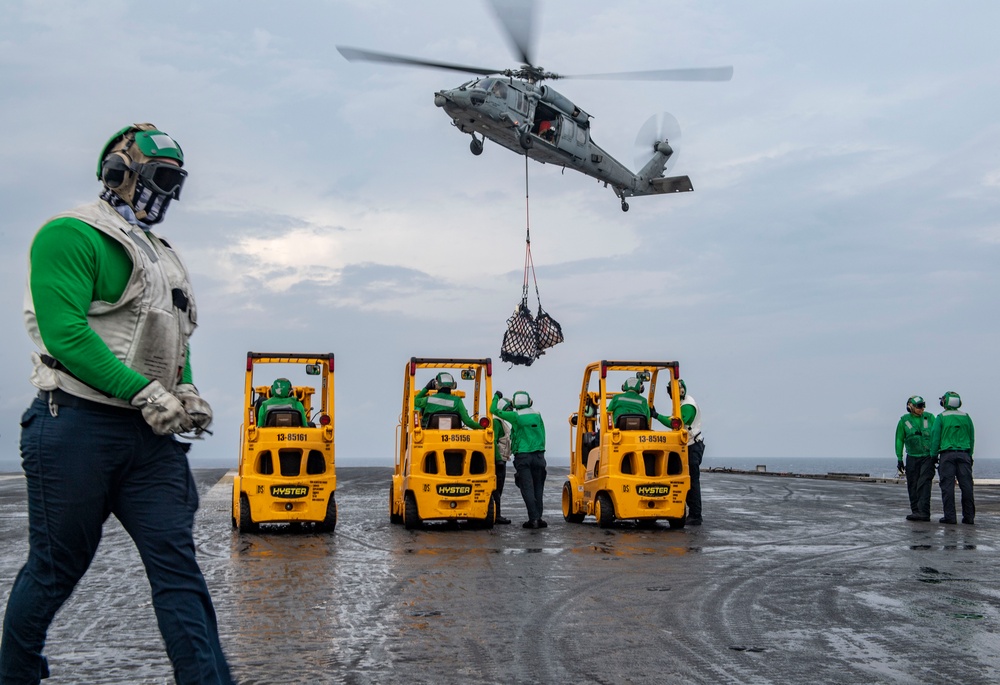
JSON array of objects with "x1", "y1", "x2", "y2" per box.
[{"x1": 277, "y1": 433, "x2": 308, "y2": 442}]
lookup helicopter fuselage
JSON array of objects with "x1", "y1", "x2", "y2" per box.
[{"x1": 434, "y1": 76, "x2": 692, "y2": 210}]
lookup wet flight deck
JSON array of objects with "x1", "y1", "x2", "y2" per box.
[{"x1": 0, "y1": 468, "x2": 997, "y2": 684}]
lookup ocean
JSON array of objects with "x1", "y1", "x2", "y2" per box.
[
  {"x1": 2, "y1": 456, "x2": 997, "y2": 479},
  {"x1": 706, "y1": 456, "x2": 1000, "y2": 480}
]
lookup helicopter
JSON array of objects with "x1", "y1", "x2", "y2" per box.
[{"x1": 337, "y1": 1, "x2": 732, "y2": 212}]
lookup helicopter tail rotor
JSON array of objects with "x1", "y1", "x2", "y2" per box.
[{"x1": 633, "y1": 112, "x2": 682, "y2": 173}]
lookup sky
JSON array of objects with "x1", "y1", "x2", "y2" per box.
[{"x1": 0, "y1": 0, "x2": 998, "y2": 469}]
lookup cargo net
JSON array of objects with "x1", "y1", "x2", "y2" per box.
[{"x1": 500, "y1": 240, "x2": 564, "y2": 367}]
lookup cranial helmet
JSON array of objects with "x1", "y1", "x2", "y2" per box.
[
  {"x1": 622, "y1": 377, "x2": 644, "y2": 394},
  {"x1": 907, "y1": 395, "x2": 926, "y2": 412},
  {"x1": 666, "y1": 378, "x2": 687, "y2": 400},
  {"x1": 939, "y1": 391, "x2": 962, "y2": 410},
  {"x1": 271, "y1": 378, "x2": 293, "y2": 399},
  {"x1": 512, "y1": 391, "x2": 532, "y2": 409},
  {"x1": 98, "y1": 123, "x2": 186, "y2": 224},
  {"x1": 435, "y1": 372, "x2": 456, "y2": 390}
]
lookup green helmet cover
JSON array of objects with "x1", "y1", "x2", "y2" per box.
[
  {"x1": 622, "y1": 377, "x2": 644, "y2": 394},
  {"x1": 97, "y1": 124, "x2": 184, "y2": 179},
  {"x1": 435, "y1": 372, "x2": 456, "y2": 390},
  {"x1": 940, "y1": 391, "x2": 961, "y2": 410},
  {"x1": 271, "y1": 378, "x2": 293, "y2": 399},
  {"x1": 512, "y1": 391, "x2": 531, "y2": 409}
]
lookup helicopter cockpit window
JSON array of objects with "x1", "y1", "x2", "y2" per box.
[
  {"x1": 490, "y1": 80, "x2": 507, "y2": 99},
  {"x1": 576, "y1": 125, "x2": 587, "y2": 145},
  {"x1": 509, "y1": 89, "x2": 527, "y2": 115}
]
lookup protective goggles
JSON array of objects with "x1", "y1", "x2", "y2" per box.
[{"x1": 133, "y1": 161, "x2": 187, "y2": 198}]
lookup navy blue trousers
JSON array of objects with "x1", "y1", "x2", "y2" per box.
[
  {"x1": 905, "y1": 455, "x2": 936, "y2": 518},
  {"x1": 938, "y1": 450, "x2": 975, "y2": 523},
  {"x1": 687, "y1": 441, "x2": 705, "y2": 519},
  {"x1": 513, "y1": 451, "x2": 547, "y2": 522},
  {"x1": 0, "y1": 398, "x2": 232, "y2": 684},
  {"x1": 494, "y1": 460, "x2": 507, "y2": 516}
]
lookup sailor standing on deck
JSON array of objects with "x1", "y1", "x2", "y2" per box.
[
  {"x1": 895, "y1": 395, "x2": 936, "y2": 522},
  {"x1": 492, "y1": 399, "x2": 514, "y2": 525},
  {"x1": 654, "y1": 379, "x2": 704, "y2": 526},
  {"x1": 931, "y1": 391, "x2": 975, "y2": 525},
  {"x1": 492, "y1": 390, "x2": 547, "y2": 529}
]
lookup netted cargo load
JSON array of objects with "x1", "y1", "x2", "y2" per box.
[{"x1": 500, "y1": 300, "x2": 538, "y2": 367}]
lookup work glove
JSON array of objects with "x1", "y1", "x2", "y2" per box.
[
  {"x1": 425, "y1": 379, "x2": 437, "y2": 391},
  {"x1": 650, "y1": 407, "x2": 659, "y2": 420},
  {"x1": 494, "y1": 390, "x2": 503, "y2": 399},
  {"x1": 896, "y1": 461, "x2": 905, "y2": 477},
  {"x1": 131, "y1": 380, "x2": 195, "y2": 436},
  {"x1": 174, "y1": 383, "x2": 213, "y2": 434}
]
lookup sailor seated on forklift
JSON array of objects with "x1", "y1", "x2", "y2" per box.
[
  {"x1": 257, "y1": 377, "x2": 310, "y2": 427},
  {"x1": 607, "y1": 376, "x2": 651, "y2": 430},
  {"x1": 415, "y1": 372, "x2": 484, "y2": 430}
]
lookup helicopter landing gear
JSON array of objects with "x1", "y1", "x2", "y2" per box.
[
  {"x1": 469, "y1": 134, "x2": 483, "y2": 156},
  {"x1": 621, "y1": 200, "x2": 629, "y2": 212},
  {"x1": 519, "y1": 129, "x2": 533, "y2": 150}
]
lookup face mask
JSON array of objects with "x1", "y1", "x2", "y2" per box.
[{"x1": 131, "y1": 176, "x2": 174, "y2": 225}]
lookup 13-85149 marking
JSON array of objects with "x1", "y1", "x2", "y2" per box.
[{"x1": 639, "y1": 435, "x2": 667, "y2": 443}]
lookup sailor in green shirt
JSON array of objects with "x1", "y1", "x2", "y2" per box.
[
  {"x1": 491, "y1": 390, "x2": 547, "y2": 528},
  {"x1": 258, "y1": 378, "x2": 309, "y2": 427},
  {"x1": 607, "y1": 376, "x2": 650, "y2": 426},
  {"x1": 2, "y1": 123, "x2": 231, "y2": 683},
  {"x1": 414, "y1": 372, "x2": 482, "y2": 430},
  {"x1": 895, "y1": 395, "x2": 936, "y2": 522},
  {"x1": 931, "y1": 391, "x2": 975, "y2": 524},
  {"x1": 493, "y1": 398, "x2": 514, "y2": 525}
]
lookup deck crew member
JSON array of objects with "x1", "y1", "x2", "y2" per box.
[
  {"x1": 492, "y1": 390, "x2": 547, "y2": 529},
  {"x1": 1, "y1": 123, "x2": 232, "y2": 684},
  {"x1": 895, "y1": 395, "x2": 935, "y2": 521},
  {"x1": 931, "y1": 391, "x2": 975, "y2": 525},
  {"x1": 257, "y1": 377, "x2": 309, "y2": 427},
  {"x1": 654, "y1": 379, "x2": 704, "y2": 526},
  {"x1": 608, "y1": 376, "x2": 650, "y2": 426},
  {"x1": 415, "y1": 372, "x2": 482, "y2": 430},
  {"x1": 493, "y1": 399, "x2": 514, "y2": 525}
]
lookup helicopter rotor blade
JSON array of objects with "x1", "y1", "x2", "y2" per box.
[
  {"x1": 336, "y1": 46, "x2": 502, "y2": 77},
  {"x1": 634, "y1": 112, "x2": 682, "y2": 173},
  {"x1": 564, "y1": 66, "x2": 734, "y2": 82},
  {"x1": 486, "y1": 0, "x2": 538, "y2": 67}
]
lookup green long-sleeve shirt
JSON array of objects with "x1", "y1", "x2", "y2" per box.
[
  {"x1": 29, "y1": 216, "x2": 192, "y2": 400},
  {"x1": 607, "y1": 390, "x2": 649, "y2": 424},
  {"x1": 258, "y1": 396, "x2": 309, "y2": 427},
  {"x1": 415, "y1": 387, "x2": 481, "y2": 429},
  {"x1": 491, "y1": 394, "x2": 545, "y2": 453},
  {"x1": 895, "y1": 411, "x2": 935, "y2": 459},
  {"x1": 930, "y1": 410, "x2": 975, "y2": 457}
]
